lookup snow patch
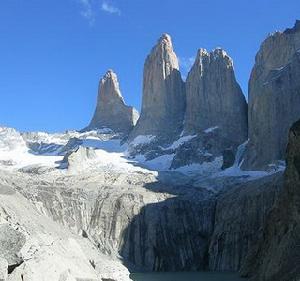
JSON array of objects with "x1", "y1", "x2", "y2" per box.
[
  {"x1": 140, "y1": 154, "x2": 175, "y2": 171},
  {"x1": 204, "y1": 126, "x2": 219, "y2": 133},
  {"x1": 130, "y1": 135, "x2": 156, "y2": 147},
  {"x1": 217, "y1": 166, "x2": 269, "y2": 179},
  {"x1": 176, "y1": 157, "x2": 223, "y2": 176},
  {"x1": 162, "y1": 135, "x2": 197, "y2": 150}
]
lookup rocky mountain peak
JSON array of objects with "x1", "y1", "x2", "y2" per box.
[
  {"x1": 284, "y1": 19, "x2": 300, "y2": 34},
  {"x1": 149, "y1": 33, "x2": 180, "y2": 77},
  {"x1": 211, "y1": 48, "x2": 233, "y2": 64},
  {"x1": 87, "y1": 70, "x2": 138, "y2": 134},
  {"x1": 158, "y1": 33, "x2": 172, "y2": 45},
  {"x1": 193, "y1": 48, "x2": 234, "y2": 72},
  {"x1": 103, "y1": 69, "x2": 117, "y2": 80},
  {"x1": 100, "y1": 69, "x2": 123, "y2": 101},
  {"x1": 242, "y1": 20, "x2": 300, "y2": 170},
  {"x1": 129, "y1": 33, "x2": 185, "y2": 141},
  {"x1": 184, "y1": 47, "x2": 247, "y2": 146}
]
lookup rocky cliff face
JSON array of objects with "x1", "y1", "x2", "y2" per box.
[
  {"x1": 243, "y1": 20, "x2": 300, "y2": 170},
  {"x1": 0, "y1": 179, "x2": 131, "y2": 281},
  {"x1": 11, "y1": 170, "x2": 216, "y2": 272},
  {"x1": 3, "y1": 164, "x2": 283, "y2": 275},
  {"x1": 241, "y1": 119, "x2": 300, "y2": 281},
  {"x1": 209, "y1": 172, "x2": 283, "y2": 271},
  {"x1": 130, "y1": 34, "x2": 186, "y2": 141},
  {"x1": 128, "y1": 45, "x2": 247, "y2": 170},
  {"x1": 88, "y1": 70, "x2": 139, "y2": 134},
  {"x1": 0, "y1": 126, "x2": 286, "y2": 277},
  {"x1": 184, "y1": 48, "x2": 248, "y2": 146}
]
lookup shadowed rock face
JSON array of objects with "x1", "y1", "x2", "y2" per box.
[
  {"x1": 88, "y1": 70, "x2": 139, "y2": 134},
  {"x1": 130, "y1": 34, "x2": 186, "y2": 141},
  {"x1": 241, "y1": 119, "x2": 300, "y2": 281},
  {"x1": 120, "y1": 192, "x2": 215, "y2": 271},
  {"x1": 209, "y1": 173, "x2": 283, "y2": 272},
  {"x1": 184, "y1": 48, "x2": 248, "y2": 146},
  {"x1": 243, "y1": 20, "x2": 300, "y2": 170}
]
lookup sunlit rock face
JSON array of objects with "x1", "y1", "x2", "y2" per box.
[
  {"x1": 130, "y1": 34, "x2": 186, "y2": 142},
  {"x1": 243, "y1": 20, "x2": 300, "y2": 170},
  {"x1": 241, "y1": 119, "x2": 300, "y2": 281},
  {"x1": 88, "y1": 70, "x2": 139, "y2": 134},
  {"x1": 0, "y1": 178, "x2": 131, "y2": 281},
  {"x1": 184, "y1": 48, "x2": 248, "y2": 147}
]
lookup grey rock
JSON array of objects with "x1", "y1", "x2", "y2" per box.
[
  {"x1": 88, "y1": 70, "x2": 139, "y2": 135},
  {"x1": 120, "y1": 192, "x2": 215, "y2": 271},
  {"x1": 243, "y1": 20, "x2": 300, "y2": 170},
  {"x1": 184, "y1": 48, "x2": 247, "y2": 146},
  {"x1": 209, "y1": 172, "x2": 283, "y2": 271},
  {"x1": 221, "y1": 148, "x2": 236, "y2": 170},
  {"x1": 11, "y1": 162, "x2": 284, "y2": 274},
  {"x1": 129, "y1": 34, "x2": 186, "y2": 142},
  {"x1": 0, "y1": 224, "x2": 26, "y2": 267},
  {"x1": 170, "y1": 132, "x2": 220, "y2": 169},
  {"x1": 0, "y1": 258, "x2": 8, "y2": 281},
  {"x1": 18, "y1": 174, "x2": 215, "y2": 272},
  {"x1": 0, "y1": 176, "x2": 131, "y2": 281},
  {"x1": 0, "y1": 126, "x2": 290, "y2": 277},
  {"x1": 27, "y1": 141, "x2": 63, "y2": 155},
  {"x1": 61, "y1": 146, "x2": 97, "y2": 171},
  {"x1": 241, "y1": 119, "x2": 300, "y2": 281},
  {"x1": 170, "y1": 127, "x2": 239, "y2": 169},
  {"x1": 59, "y1": 137, "x2": 83, "y2": 155}
]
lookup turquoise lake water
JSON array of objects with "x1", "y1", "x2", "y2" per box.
[{"x1": 130, "y1": 272, "x2": 244, "y2": 281}]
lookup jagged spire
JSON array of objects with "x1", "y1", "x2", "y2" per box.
[
  {"x1": 129, "y1": 33, "x2": 185, "y2": 140},
  {"x1": 184, "y1": 47, "x2": 247, "y2": 145},
  {"x1": 87, "y1": 70, "x2": 139, "y2": 134}
]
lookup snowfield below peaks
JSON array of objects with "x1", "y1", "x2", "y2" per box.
[{"x1": 0, "y1": 127, "x2": 284, "y2": 183}]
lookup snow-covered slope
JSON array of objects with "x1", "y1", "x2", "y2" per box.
[{"x1": 0, "y1": 127, "x2": 283, "y2": 180}]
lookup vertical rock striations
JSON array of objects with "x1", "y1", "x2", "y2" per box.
[
  {"x1": 241, "y1": 119, "x2": 300, "y2": 281},
  {"x1": 88, "y1": 70, "x2": 139, "y2": 134},
  {"x1": 184, "y1": 48, "x2": 248, "y2": 146},
  {"x1": 130, "y1": 34, "x2": 186, "y2": 141},
  {"x1": 243, "y1": 20, "x2": 300, "y2": 170},
  {"x1": 209, "y1": 173, "x2": 283, "y2": 272}
]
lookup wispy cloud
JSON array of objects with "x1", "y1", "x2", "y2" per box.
[
  {"x1": 101, "y1": 1, "x2": 121, "y2": 15},
  {"x1": 178, "y1": 56, "x2": 195, "y2": 80},
  {"x1": 79, "y1": 0, "x2": 95, "y2": 25}
]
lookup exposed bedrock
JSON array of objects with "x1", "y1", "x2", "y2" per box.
[
  {"x1": 209, "y1": 172, "x2": 283, "y2": 271},
  {"x1": 243, "y1": 20, "x2": 300, "y2": 170},
  {"x1": 129, "y1": 34, "x2": 186, "y2": 142},
  {"x1": 88, "y1": 70, "x2": 139, "y2": 135},
  {"x1": 241, "y1": 119, "x2": 300, "y2": 281},
  {"x1": 9, "y1": 169, "x2": 283, "y2": 273},
  {"x1": 120, "y1": 191, "x2": 215, "y2": 271},
  {"x1": 128, "y1": 44, "x2": 248, "y2": 170},
  {"x1": 184, "y1": 48, "x2": 248, "y2": 147},
  {"x1": 0, "y1": 181, "x2": 131, "y2": 281},
  {"x1": 16, "y1": 174, "x2": 216, "y2": 271}
]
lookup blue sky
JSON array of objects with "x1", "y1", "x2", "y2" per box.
[{"x1": 0, "y1": 0, "x2": 299, "y2": 132}]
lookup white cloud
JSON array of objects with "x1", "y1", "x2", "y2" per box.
[
  {"x1": 178, "y1": 56, "x2": 195, "y2": 80},
  {"x1": 101, "y1": 1, "x2": 121, "y2": 15},
  {"x1": 79, "y1": 0, "x2": 95, "y2": 25}
]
